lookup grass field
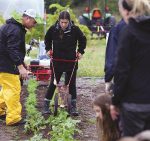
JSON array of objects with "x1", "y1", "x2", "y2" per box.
[{"x1": 78, "y1": 38, "x2": 106, "y2": 77}]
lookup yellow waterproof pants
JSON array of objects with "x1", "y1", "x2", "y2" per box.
[{"x1": 0, "y1": 73, "x2": 22, "y2": 125}]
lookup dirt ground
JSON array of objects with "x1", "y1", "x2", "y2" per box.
[{"x1": 0, "y1": 77, "x2": 105, "y2": 141}]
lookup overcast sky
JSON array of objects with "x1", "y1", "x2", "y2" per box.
[{"x1": 0, "y1": 0, "x2": 44, "y2": 19}]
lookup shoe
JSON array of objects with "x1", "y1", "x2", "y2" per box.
[
  {"x1": 10, "y1": 119, "x2": 26, "y2": 126},
  {"x1": 71, "y1": 107, "x2": 79, "y2": 116},
  {"x1": 0, "y1": 115, "x2": 6, "y2": 120},
  {"x1": 71, "y1": 99, "x2": 79, "y2": 116}
]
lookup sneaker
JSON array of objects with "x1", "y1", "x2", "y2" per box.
[
  {"x1": 10, "y1": 119, "x2": 26, "y2": 126},
  {"x1": 0, "y1": 115, "x2": 6, "y2": 120}
]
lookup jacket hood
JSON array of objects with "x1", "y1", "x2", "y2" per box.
[
  {"x1": 6, "y1": 18, "x2": 26, "y2": 31},
  {"x1": 54, "y1": 20, "x2": 74, "y2": 32},
  {"x1": 128, "y1": 16, "x2": 150, "y2": 43}
]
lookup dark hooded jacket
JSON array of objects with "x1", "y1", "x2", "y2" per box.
[
  {"x1": 112, "y1": 16, "x2": 150, "y2": 106},
  {"x1": 104, "y1": 19, "x2": 126, "y2": 82},
  {"x1": 0, "y1": 18, "x2": 26, "y2": 74},
  {"x1": 45, "y1": 21, "x2": 86, "y2": 72}
]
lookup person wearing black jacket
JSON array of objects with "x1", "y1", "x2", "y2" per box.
[
  {"x1": 0, "y1": 9, "x2": 37, "y2": 125},
  {"x1": 44, "y1": 11, "x2": 86, "y2": 116},
  {"x1": 110, "y1": 0, "x2": 150, "y2": 136},
  {"x1": 104, "y1": 19, "x2": 126, "y2": 94}
]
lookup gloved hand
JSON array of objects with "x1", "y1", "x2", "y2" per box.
[{"x1": 105, "y1": 82, "x2": 113, "y2": 95}]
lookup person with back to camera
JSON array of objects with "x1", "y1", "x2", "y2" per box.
[
  {"x1": 104, "y1": 18, "x2": 126, "y2": 94},
  {"x1": 0, "y1": 9, "x2": 37, "y2": 125},
  {"x1": 43, "y1": 11, "x2": 87, "y2": 116},
  {"x1": 110, "y1": 0, "x2": 150, "y2": 137},
  {"x1": 93, "y1": 93, "x2": 120, "y2": 141}
]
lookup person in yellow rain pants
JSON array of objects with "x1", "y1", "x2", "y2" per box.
[{"x1": 0, "y1": 9, "x2": 37, "y2": 125}]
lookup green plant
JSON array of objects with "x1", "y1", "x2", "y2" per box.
[
  {"x1": 49, "y1": 110, "x2": 80, "y2": 141},
  {"x1": 26, "y1": 134, "x2": 48, "y2": 141},
  {"x1": 25, "y1": 79, "x2": 45, "y2": 134}
]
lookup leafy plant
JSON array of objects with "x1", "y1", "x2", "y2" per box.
[
  {"x1": 26, "y1": 134, "x2": 48, "y2": 141},
  {"x1": 49, "y1": 110, "x2": 80, "y2": 141},
  {"x1": 25, "y1": 79, "x2": 45, "y2": 134}
]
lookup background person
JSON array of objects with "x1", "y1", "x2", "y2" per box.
[
  {"x1": 44, "y1": 11, "x2": 86, "y2": 116},
  {"x1": 110, "y1": 0, "x2": 150, "y2": 136},
  {"x1": 0, "y1": 9, "x2": 37, "y2": 125},
  {"x1": 104, "y1": 19, "x2": 126, "y2": 94},
  {"x1": 93, "y1": 94, "x2": 120, "y2": 141}
]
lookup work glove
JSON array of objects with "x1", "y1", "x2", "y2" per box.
[{"x1": 105, "y1": 82, "x2": 113, "y2": 95}]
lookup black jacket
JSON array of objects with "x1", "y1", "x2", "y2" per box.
[
  {"x1": 45, "y1": 21, "x2": 86, "y2": 72},
  {"x1": 0, "y1": 18, "x2": 26, "y2": 74},
  {"x1": 112, "y1": 16, "x2": 150, "y2": 106},
  {"x1": 104, "y1": 19, "x2": 126, "y2": 82}
]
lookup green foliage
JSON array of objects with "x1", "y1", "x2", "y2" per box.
[
  {"x1": 26, "y1": 134, "x2": 48, "y2": 141},
  {"x1": 25, "y1": 79, "x2": 45, "y2": 134},
  {"x1": 0, "y1": 15, "x2": 4, "y2": 25},
  {"x1": 25, "y1": 24, "x2": 45, "y2": 44},
  {"x1": 25, "y1": 79, "x2": 80, "y2": 140},
  {"x1": 49, "y1": 110, "x2": 80, "y2": 141},
  {"x1": 78, "y1": 24, "x2": 91, "y2": 39},
  {"x1": 45, "y1": 0, "x2": 72, "y2": 13}
]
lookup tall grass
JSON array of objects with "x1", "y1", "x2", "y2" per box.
[{"x1": 78, "y1": 38, "x2": 106, "y2": 77}]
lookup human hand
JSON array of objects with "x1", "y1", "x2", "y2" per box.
[
  {"x1": 105, "y1": 82, "x2": 113, "y2": 94},
  {"x1": 76, "y1": 52, "x2": 82, "y2": 60},
  {"x1": 17, "y1": 65, "x2": 29, "y2": 80},
  {"x1": 110, "y1": 105, "x2": 119, "y2": 120},
  {"x1": 47, "y1": 50, "x2": 53, "y2": 57}
]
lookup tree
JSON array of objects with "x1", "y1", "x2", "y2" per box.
[{"x1": 44, "y1": 0, "x2": 72, "y2": 13}]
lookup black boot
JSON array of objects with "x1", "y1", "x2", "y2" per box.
[
  {"x1": 71, "y1": 99, "x2": 79, "y2": 116},
  {"x1": 43, "y1": 99, "x2": 52, "y2": 114},
  {"x1": 0, "y1": 115, "x2": 6, "y2": 120}
]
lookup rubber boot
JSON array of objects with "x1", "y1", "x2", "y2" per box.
[
  {"x1": 71, "y1": 99, "x2": 79, "y2": 116},
  {"x1": 43, "y1": 99, "x2": 52, "y2": 114}
]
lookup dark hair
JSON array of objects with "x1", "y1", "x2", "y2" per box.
[
  {"x1": 122, "y1": 0, "x2": 132, "y2": 11},
  {"x1": 59, "y1": 11, "x2": 70, "y2": 21}
]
